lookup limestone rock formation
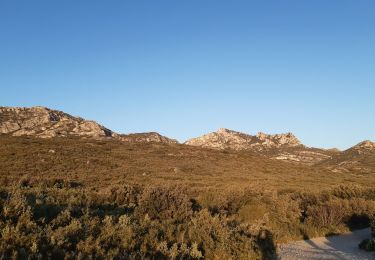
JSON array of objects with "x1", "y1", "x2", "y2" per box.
[
  {"x1": 0, "y1": 106, "x2": 116, "y2": 138},
  {"x1": 0, "y1": 106, "x2": 179, "y2": 145},
  {"x1": 185, "y1": 128, "x2": 302, "y2": 151},
  {"x1": 185, "y1": 128, "x2": 337, "y2": 164}
]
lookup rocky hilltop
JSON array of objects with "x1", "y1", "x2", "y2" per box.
[
  {"x1": 185, "y1": 128, "x2": 336, "y2": 164},
  {"x1": 348, "y1": 140, "x2": 375, "y2": 154},
  {"x1": 119, "y1": 132, "x2": 178, "y2": 144},
  {"x1": 0, "y1": 106, "x2": 178, "y2": 144},
  {"x1": 185, "y1": 128, "x2": 302, "y2": 151},
  {"x1": 0, "y1": 106, "x2": 115, "y2": 138}
]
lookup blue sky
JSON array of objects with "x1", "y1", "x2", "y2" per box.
[{"x1": 0, "y1": 1, "x2": 374, "y2": 149}]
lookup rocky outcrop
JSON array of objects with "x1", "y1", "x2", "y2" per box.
[
  {"x1": 185, "y1": 128, "x2": 302, "y2": 151},
  {"x1": 0, "y1": 106, "x2": 179, "y2": 145},
  {"x1": 272, "y1": 150, "x2": 334, "y2": 164},
  {"x1": 185, "y1": 128, "x2": 338, "y2": 165},
  {"x1": 119, "y1": 132, "x2": 178, "y2": 144},
  {"x1": 348, "y1": 140, "x2": 375, "y2": 154},
  {"x1": 0, "y1": 106, "x2": 115, "y2": 138}
]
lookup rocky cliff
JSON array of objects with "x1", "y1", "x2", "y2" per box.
[{"x1": 0, "y1": 106, "x2": 115, "y2": 138}]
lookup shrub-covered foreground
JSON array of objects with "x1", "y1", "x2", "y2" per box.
[{"x1": 1, "y1": 181, "x2": 375, "y2": 259}]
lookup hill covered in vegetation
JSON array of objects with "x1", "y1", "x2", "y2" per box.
[
  {"x1": 1, "y1": 107, "x2": 375, "y2": 259},
  {"x1": 1, "y1": 136, "x2": 375, "y2": 259}
]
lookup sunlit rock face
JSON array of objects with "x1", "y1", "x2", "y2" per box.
[
  {"x1": 185, "y1": 128, "x2": 302, "y2": 151},
  {"x1": 0, "y1": 106, "x2": 115, "y2": 138},
  {"x1": 184, "y1": 128, "x2": 338, "y2": 165}
]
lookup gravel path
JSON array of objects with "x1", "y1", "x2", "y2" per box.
[{"x1": 278, "y1": 228, "x2": 375, "y2": 260}]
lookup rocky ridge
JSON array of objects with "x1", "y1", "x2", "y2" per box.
[
  {"x1": 119, "y1": 132, "x2": 178, "y2": 144},
  {"x1": 1, "y1": 106, "x2": 373, "y2": 169},
  {"x1": 0, "y1": 106, "x2": 115, "y2": 138},
  {"x1": 185, "y1": 128, "x2": 302, "y2": 151},
  {"x1": 0, "y1": 106, "x2": 175, "y2": 144},
  {"x1": 184, "y1": 128, "x2": 337, "y2": 164}
]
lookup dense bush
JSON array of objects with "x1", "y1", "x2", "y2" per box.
[
  {"x1": 0, "y1": 184, "x2": 277, "y2": 259},
  {"x1": 1, "y1": 182, "x2": 375, "y2": 259},
  {"x1": 136, "y1": 185, "x2": 193, "y2": 221}
]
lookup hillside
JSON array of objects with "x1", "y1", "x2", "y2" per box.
[
  {"x1": 1, "y1": 106, "x2": 373, "y2": 169},
  {"x1": 0, "y1": 106, "x2": 177, "y2": 144},
  {"x1": 185, "y1": 128, "x2": 336, "y2": 165},
  {"x1": 0, "y1": 110, "x2": 375, "y2": 259},
  {"x1": 119, "y1": 132, "x2": 178, "y2": 144},
  {"x1": 1, "y1": 135, "x2": 374, "y2": 192},
  {"x1": 320, "y1": 140, "x2": 375, "y2": 173},
  {"x1": 0, "y1": 106, "x2": 115, "y2": 138}
]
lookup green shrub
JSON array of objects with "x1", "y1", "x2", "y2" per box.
[
  {"x1": 137, "y1": 185, "x2": 192, "y2": 221},
  {"x1": 2, "y1": 181, "x2": 375, "y2": 258}
]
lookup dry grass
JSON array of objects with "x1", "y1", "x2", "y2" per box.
[{"x1": 1, "y1": 136, "x2": 374, "y2": 192}]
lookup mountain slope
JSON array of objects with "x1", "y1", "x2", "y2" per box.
[
  {"x1": 320, "y1": 140, "x2": 375, "y2": 173},
  {"x1": 1, "y1": 106, "x2": 373, "y2": 169},
  {"x1": 0, "y1": 106, "x2": 178, "y2": 144}
]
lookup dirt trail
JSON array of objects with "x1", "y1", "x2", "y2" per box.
[{"x1": 278, "y1": 228, "x2": 375, "y2": 260}]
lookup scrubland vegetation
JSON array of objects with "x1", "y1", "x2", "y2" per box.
[{"x1": 1, "y1": 136, "x2": 375, "y2": 259}]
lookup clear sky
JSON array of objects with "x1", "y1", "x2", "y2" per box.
[{"x1": 0, "y1": 1, "x2": 374, "y2": 149}]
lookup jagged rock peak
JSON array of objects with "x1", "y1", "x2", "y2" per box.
[
  {"x1": 185, "y1": 128, "x2": 302, "y2": 151},
  {"x1": 119, "y1": 132, "x2": 178, "y2": 144},
  {"x1": 0, "y1": 106, "x2": 116, "y2": 138}
]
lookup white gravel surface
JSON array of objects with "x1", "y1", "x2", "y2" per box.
[{"x1": 278, "y1": 228, "x2": 375, "y2": 260}]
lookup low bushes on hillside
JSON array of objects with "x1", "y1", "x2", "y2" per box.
[
  {"x1": 0, "y1": 184, "x2": 277, "y2": 259},
  {"x1": 1, "y1": 182, "x2": 375, "y2": 259}
]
